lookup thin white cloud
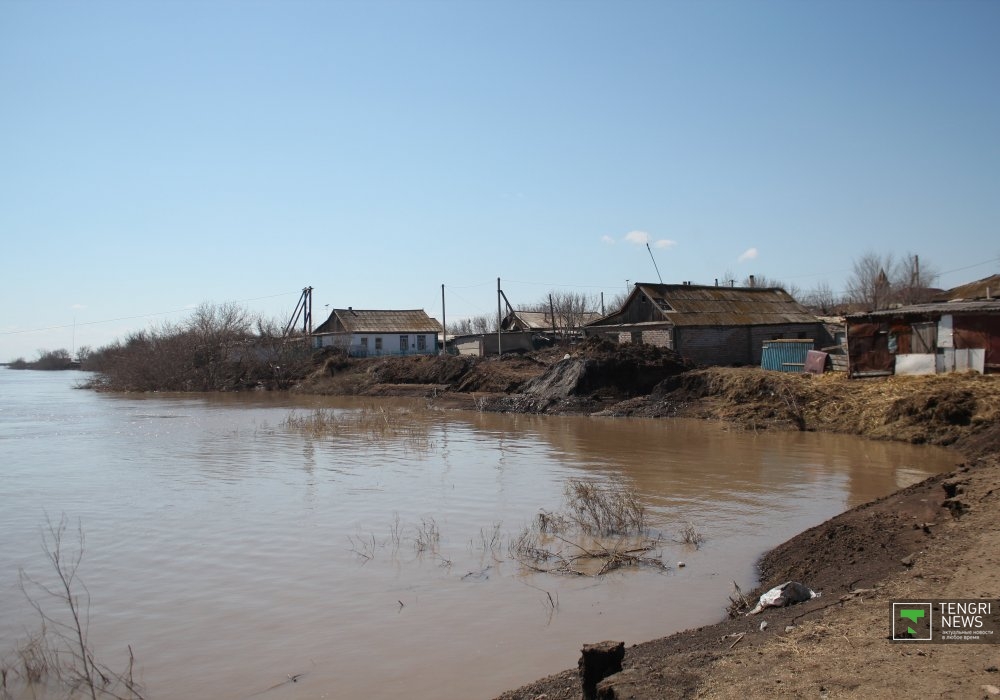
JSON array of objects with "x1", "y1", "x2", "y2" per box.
[
  {"x1": 601, "y1": 235, "x2": 615, "y2": 245},
  {"x1": 70, "y1": 303, "x2": 87, "y2": 310},
  {"x1": 623, "y1": 231, "x2": 676, "y2": 250},
  {"x1": 738, "y1": 247, "x2": 758, "y2": 263}
]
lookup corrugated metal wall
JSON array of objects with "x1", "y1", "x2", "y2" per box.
[{"x1": 761, "y1": 340, "x2": 815, "y2": 372}]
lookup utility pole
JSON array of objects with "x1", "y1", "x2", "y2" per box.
[
  {"x1": 497, "y1": 277, "x2": 503, "y2": 357},
  {"x1": 283, "y1": 286, "x2": 314, "y2": 337},
  {"x1": 441, "y1": 284, "x2": 446, "y2": 355},
  {"x1": 549, "y1": 294, "x2": 557, "y2": 335}
]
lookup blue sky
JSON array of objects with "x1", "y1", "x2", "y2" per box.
[{"x1": 2, "y1": 0, "x2": 998, "y2": 361}]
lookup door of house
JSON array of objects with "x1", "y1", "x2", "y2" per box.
[{"x1": 911, "y1": 322, "x2": 937, "y2": 353}]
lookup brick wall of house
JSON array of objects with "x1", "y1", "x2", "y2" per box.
[
  {"x1": 676, "y1": 327, "x2": 751, "y2": 365},
  {"x1": 673, "y1": 323, "x2": 826, "y2": 366},
  {"x1": 641, "y1": 329, "x2": 672, "y2": 348}
]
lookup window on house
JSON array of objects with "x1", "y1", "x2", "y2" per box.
[
  {"x1": 360, "y1": 337, "x2": 368, "y2": 349},
  {"x1": 375, "y1": 337, "x2": 383, "y2": 352},
  {"x1": 417, "y1": 335, "x2": 426, "y2": 351},
  {"x1": 399, "y1": 335, "x2": 408, "y2": 352},
  {"x1": 653, "y1": 297, "x2": 673, "y2": 311}
]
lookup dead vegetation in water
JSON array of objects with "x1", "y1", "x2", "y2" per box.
[
  {"x1": 562, "y1": 478, "x2": 646, "y2": 536},
  {"x1": 347, "y1": 513, "x2": 449, "y2": 567},
  {"x1": 344, "y1": 480, "x2": 667, "y2": 579},
  {"x1": 281, "y1": 404, "x2": 435, "y2": 451},
  {"x1": 7, "y1": 514, "x2": 145, "y2": 700},
  {"x1": 509, "y1": 478, "x2": 666, "y2": 577},
  {"x1": 509, "y1": 531, "x2": 667, "y2": 577},
  {"x1": 677, "y1": 522, "x2": 706, "y2": 549}
]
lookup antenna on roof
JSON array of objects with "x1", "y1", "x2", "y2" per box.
[{"x1": 646, "y1": 243, "x2": 663, "y2": 284}]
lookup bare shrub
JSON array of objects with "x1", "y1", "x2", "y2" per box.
[
  {"x1": 472, "y1": 522, "x2": 503, "y2": 556},
  {"x1": 564, "y1": 478, "x2": 645, "y2": 536},
  {"x1": 536, "y1": 510, "x2": 572, "y2": 534},
  {"x1": 678, "y1": 522, "x2": 705, "y2": 548},
  {"x1": 727, "y1": 580, "x2": 753, "y2": 617},
  {"x1": 414, "y1": 518, "x2": 440, "y2": 554},
  {"x1": 83, "y1": 303, "x2": 313, "y2": 392},
  {"x1": 16, "y1": 514, "x2": 144, "y2": 699},
  {"x1": 509, "y1": 479, "x2": 664, "y2": 577}
]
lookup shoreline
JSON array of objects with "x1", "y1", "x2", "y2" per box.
[{"x1": 472, "y1": 370, "x2": 999, "y2": 699}]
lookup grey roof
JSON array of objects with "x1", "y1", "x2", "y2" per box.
[
  {"x1": 505, "y1": 310, "x2": 604, "y2": 330},
  {"x1": 848, "y1": 300, "x2": 1000, "y2": 320},
  {"x1": 314, "y1": 309, "x2": 442, "y2": 335},
  {"x1": 591, "y1": 283, "x2": 819, "y2": 327}
]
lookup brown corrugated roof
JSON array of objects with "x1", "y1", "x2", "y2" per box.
[
  {"x1": 634, "y1": 283, "x2": 818, "y2": 326},
  {"x1": 314, "y1": 309, "x2": 442, "y2": 335},
  {"x1": 936, "y1": 274, "x2": 1000, "y2": 302}
]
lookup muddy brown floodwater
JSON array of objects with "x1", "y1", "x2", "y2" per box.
[{"x1": 0, "y1": 369, "x2": 959, "y2": 700}]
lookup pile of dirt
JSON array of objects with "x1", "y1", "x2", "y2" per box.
[
  {"x1": 298, "y1": 338, "x2": 697, "y2": 402},
  {"x1": 492, "y1": 338, "x2": 693, "y2": 412},
  {"x1": 365, "y1": 353, "x2": 474, "y2": 386},
  {"x1": 298, "y1": 350, "x2": 554, "y2": 396}
]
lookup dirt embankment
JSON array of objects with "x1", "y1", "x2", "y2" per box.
[{"x1": 298, "y1": 343, "x2": 1000, "y2": 699}]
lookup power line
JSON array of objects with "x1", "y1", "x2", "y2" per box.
[{"x1": 0, "y1": 291, "x2": 301, "y2": 336}]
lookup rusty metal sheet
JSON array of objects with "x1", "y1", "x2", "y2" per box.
[{"x1": 804, "y1": 350, "x2": 828, "y2": 374}]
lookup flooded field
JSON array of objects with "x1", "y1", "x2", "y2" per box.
[{"x1": 0, "y1": 369, "x2": 959, "y2": 699}]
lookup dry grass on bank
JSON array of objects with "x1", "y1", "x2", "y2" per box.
[{"x1": 663, "y1": 368, "x2": 1000, "y2": 448}]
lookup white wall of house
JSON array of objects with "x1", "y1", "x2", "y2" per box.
[{"x1": 314, "y1": 332, "x2": 438, "y2": 356}]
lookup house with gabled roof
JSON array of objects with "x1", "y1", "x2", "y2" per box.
[
  {"x1": 500, "y1": 310, "x2": 604, "y2": 335},
  {"x1": 584, "y1": 282, "x2": 827, "y2": 366},
  {"x1": 312, "y1": 308, "x2": 442, "y2": 357}
]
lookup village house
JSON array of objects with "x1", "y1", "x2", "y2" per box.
[
  {"x1": 847, "y1": 274, "x2": 1000, "y2": 376},
  {"x1": 501, "y1": 309, "x2": 604, "y2": 335},
  {"x1": 584, "y1": 282, "x2": 827, "y2": 366},
  {"x1": 312, "y1": 308, "x2": 442, "y2": 357}
]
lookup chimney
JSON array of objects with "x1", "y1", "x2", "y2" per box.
[{"x1": 715, "y1": 278, "x2": 718, "y2": 286}]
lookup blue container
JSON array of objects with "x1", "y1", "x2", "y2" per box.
[{"x1": 761, "y1": 340, "x2": 815, "y2": 372}]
